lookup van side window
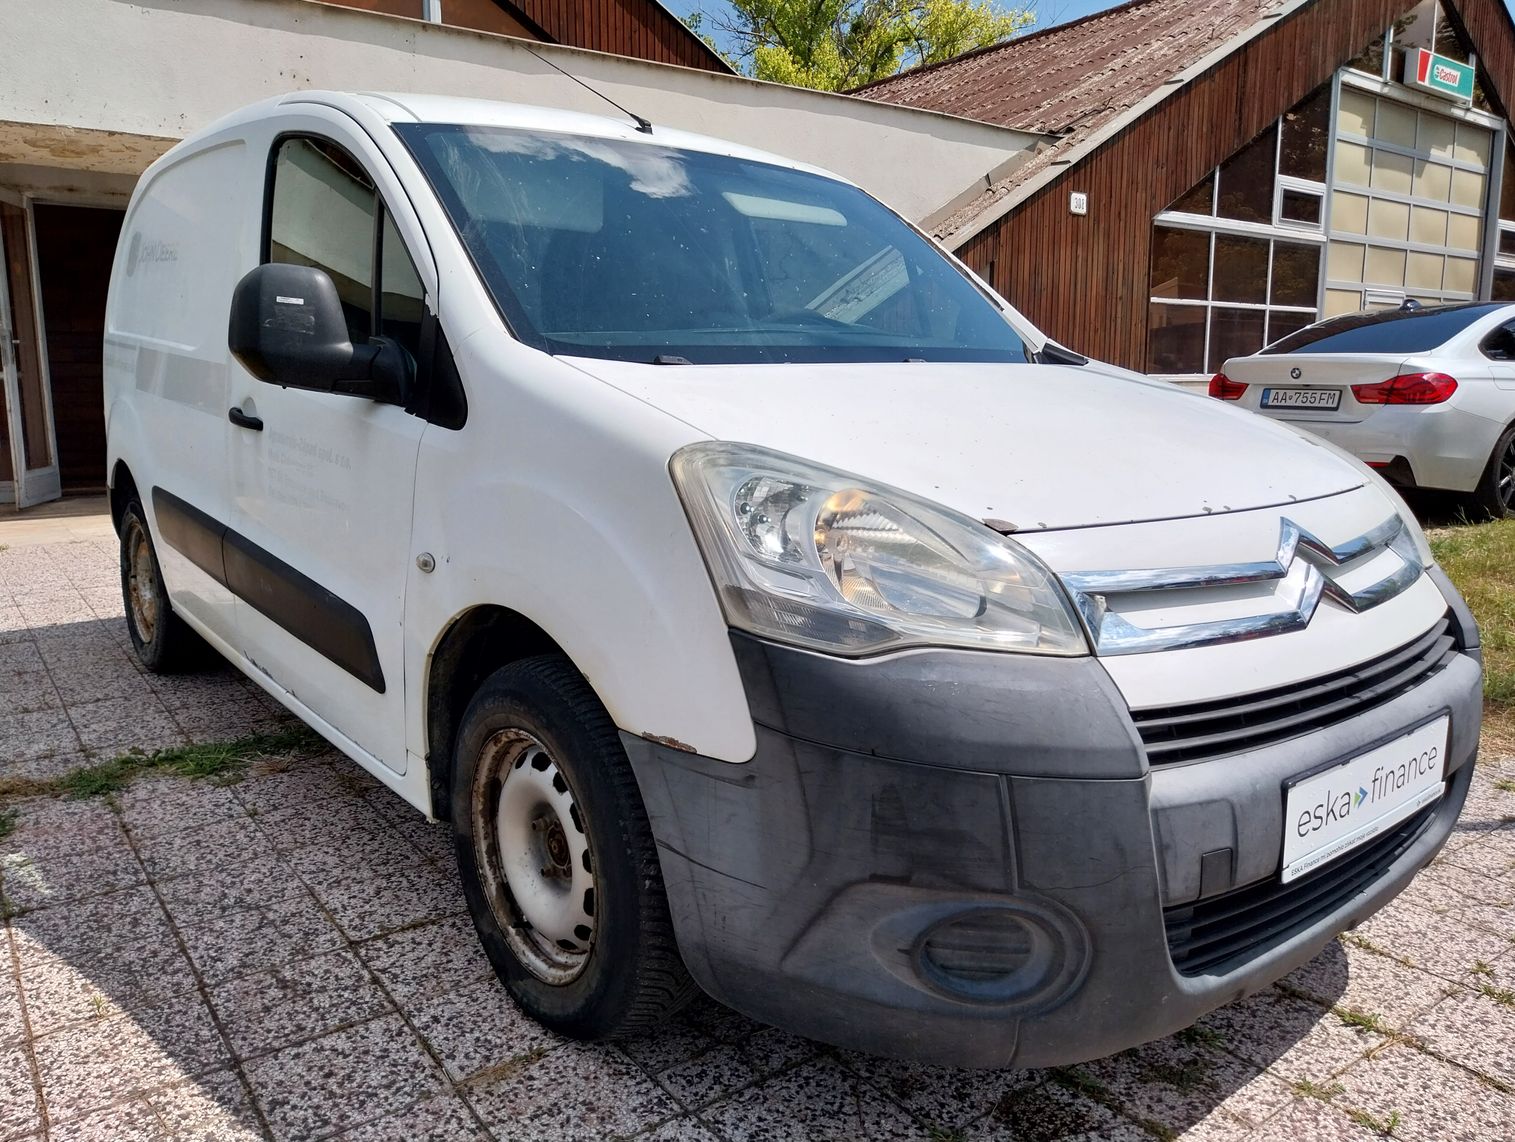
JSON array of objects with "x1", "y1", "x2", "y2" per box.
[
  {"x1": 268, "y1": 138, "x2": 377, "y2": 346},
  {"x1": 379, "y1": 211, "x2": 425, "y2": 362},
  {"x1": 265, "y1": 135, "x2": 427, "y2": 364}
]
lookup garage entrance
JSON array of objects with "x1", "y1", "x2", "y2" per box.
[{"x1": 0, "y1": 201, "x2": 124, "y2": 507}]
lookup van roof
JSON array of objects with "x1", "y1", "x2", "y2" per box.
[{"x1": 255, "y1": 90, "x2": 842, "y2": 183}]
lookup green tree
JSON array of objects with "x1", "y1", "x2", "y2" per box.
[{"x1": 689, "y1": 1, "x2": 1035, "y2": 92}]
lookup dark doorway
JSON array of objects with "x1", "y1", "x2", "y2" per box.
[{"x1": 33, "y1": 203, "x2": 124, "y2": 493}]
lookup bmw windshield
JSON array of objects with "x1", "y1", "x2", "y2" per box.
[{"x1": 396, "y1": 123, "x2": 1028, "y2": 366}]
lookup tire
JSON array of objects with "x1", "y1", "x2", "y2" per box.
[
  {"x1": 451, "y1": 655, "x2": 697, "y2": 1040},
  {"x1": 1468, "y1": 422, "x2": 1515, "y2": 520},
  {"x1": 119, "y1": 500, "x2": 207, "y2": 672}
]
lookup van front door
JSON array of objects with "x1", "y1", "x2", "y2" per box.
[
  {"x1": 0, "y1": 201, "x2": 61, "y2": 508},
  {"x1": 225, "y1": 122, "x2": 433, "y2": 775}
]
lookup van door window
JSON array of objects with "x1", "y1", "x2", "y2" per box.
[
  {"x1": 268, "y1": 137, "x2": 377, "y2": 345},
  {"x1": 379, "y1": 211, "x2": 425, "y2": 363},
  {"x1": 266, "y1": 135, "x2": 427, "y2": 366}
]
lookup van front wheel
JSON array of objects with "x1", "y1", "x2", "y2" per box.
[{"x1": 452, "y1": 656, "x2": 697, "y2": 1040}]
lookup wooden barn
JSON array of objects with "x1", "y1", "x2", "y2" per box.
[{"x1": 862, "y1": 0, "x2": 1515, "y2": 382}]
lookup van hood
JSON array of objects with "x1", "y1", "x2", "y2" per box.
[{"x1": 563, "y1": 359, "x2": 1365, "y2": 532}]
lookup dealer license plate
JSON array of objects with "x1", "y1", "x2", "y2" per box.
[
  {"x1": 1262, "y1": 387, "x2": 1342, "y2": 410},
  {"x1": 1280, "y1": 715, "x2": 1448, "y2": 884}
]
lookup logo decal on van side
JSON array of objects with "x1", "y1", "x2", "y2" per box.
[{"x1": 125, "y1": 232, "x2": 180, "y2": 277}]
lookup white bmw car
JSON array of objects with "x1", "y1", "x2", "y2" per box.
[{"x1": 1216, "y1": 302, "x2": 1515, "y2": 517}]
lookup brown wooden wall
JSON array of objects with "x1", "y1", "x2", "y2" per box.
[
  {"x1": 443, "y1": 0, "x2": 535, "y2": 39},
  {"x1": 510, "y1": 1, "x2": 729, "y2": 70},
  {"x1": 955, "y1": 0, "x2": 1495, "y2": 372},
  {"x1": 33, "y1": 205, "x2": 123, "y2": 493},
  {"x1": 311, "y1": 0, "x2": 728, "y2": 72},
  {"x1": 1448, "y1": 0, "x2": 1515, "y2": 119}
]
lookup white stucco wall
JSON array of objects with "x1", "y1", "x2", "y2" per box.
[{"x1": 0, "y1": 0, "x2": 1041, "y2": 221}]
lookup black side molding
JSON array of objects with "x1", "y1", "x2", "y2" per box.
[
  {"x1": 153, "y1": 488, "x2": 227, "y2": 585},
  {"x1": 150, "y1": 487, "x2": 386, "y2": 693}
]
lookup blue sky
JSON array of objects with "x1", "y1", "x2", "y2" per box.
[{"x1": 661, "y1": 1, "x2": 1133, "y2": 64}]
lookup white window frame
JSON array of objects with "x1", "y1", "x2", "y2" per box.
[{"x1": 1275, "y1": 177, "x2": 1327, "y2": 231}]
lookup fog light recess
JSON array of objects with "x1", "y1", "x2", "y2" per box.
[{"x1": 915, "y1": 905, "x2": 1083, "y2": 1007}]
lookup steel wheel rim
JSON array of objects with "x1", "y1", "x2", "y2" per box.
[
  {"x1": 124, "y1": 522, "x2": 159, "y2": 644},
  {"x1": 472, "y1": 728, "x2": 596, "y2": 984}
]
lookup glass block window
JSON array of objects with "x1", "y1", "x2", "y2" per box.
[{"x1": 1324, "y1": 88, "x2": 1490, "y2": 315}]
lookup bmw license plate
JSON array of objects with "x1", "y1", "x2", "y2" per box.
[
  {"x1": 1262, "y1": 387, "x2": 1341, "y2": 410},
  {"x1": 1280, "y1": 716, "x2": 1448, "y2": 883}
]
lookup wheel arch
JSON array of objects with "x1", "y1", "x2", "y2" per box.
[
  {"x1": 423, "y1": 603, "x2": 570, "y2": 821},
  {"x1": 109, "y1": 459, "x2": 140, "y2": 536}
]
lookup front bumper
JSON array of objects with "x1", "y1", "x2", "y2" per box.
[{"x1": 624, "y1": 576, "x2": 1482, "y2": 1068}]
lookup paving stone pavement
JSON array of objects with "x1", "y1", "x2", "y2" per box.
[{"x1": 2, "y1": 525, "x2": 1515, "y2": 1141}]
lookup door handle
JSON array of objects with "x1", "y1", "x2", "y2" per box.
[{"x1": 228, "y1": 406, "x2": 263, "y2": 431}]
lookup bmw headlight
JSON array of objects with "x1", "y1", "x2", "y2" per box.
[{"x1": 670, "y1": 442, "x2": 1087, "y2": 656}]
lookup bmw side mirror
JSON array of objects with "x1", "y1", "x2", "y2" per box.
[{"x1": 228, "y1": 262, "x2": 408, "y2": 403}]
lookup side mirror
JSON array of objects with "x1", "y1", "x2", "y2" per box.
[{"x1": 228, "y1": 263, "x2": 408, "y2": 402}]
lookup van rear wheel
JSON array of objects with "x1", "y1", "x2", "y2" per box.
[
  {"x1": 119, "y1": 500, "x2": 206, "y2": 672},
  {"x1": 451, "y1": 656, "x2": 697, "y2": 1039}
]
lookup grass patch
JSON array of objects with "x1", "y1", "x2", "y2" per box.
[
  {"x1": 1346, "y1": 1106, "x2": 1403, "y2": 1136},
  {"x1": 1496, "y1": 778, "x2": 1515, "y2": 793},
  {"x1": 1477, "y1": 982, "x2": 1515, "y2": 1007},
  {"x1": 925, "y1": 1128, "x2": 966, "y2": 1142},
  {"x1": 1142, "y1": 1059, "x2": 1214, "y2": 1092},
  {"x1": 0, "y1": 808, "x2": 17, "y2": 842},
  {"x1": 0, "y1": 725, "x2": 324, "y2": 803},
  {"x1": 1335, "y1": 1006, "x2": 1391, "y2": 1035},
  {"x1": 1174, "y1": 1023, "x2": 1227, "y2": 1049},
  {"x1": 1292, "y1": 1078, "x2": 1344, "y2": 1101},
  {"x1": 470, "y1": 1044, "x2": 551, "y2": 1084},
  {"x1": 1429, "y1": 519, "x2": 1515, "y2": 752}
]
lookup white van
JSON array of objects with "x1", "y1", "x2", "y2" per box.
[{"x1": 104, "y1": 92, "x2": 1482, "y2": 1069}]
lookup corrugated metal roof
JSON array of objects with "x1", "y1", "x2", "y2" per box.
[{"x1": 859, "y1": 0, "x2": 1295, "y2": 241}]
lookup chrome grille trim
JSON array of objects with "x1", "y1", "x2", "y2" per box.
[{"x1": 1059, "y1": 516, "x2": 1423, "y2": 656}]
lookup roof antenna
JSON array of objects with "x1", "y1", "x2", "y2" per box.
[{"x1": 522, "y1": 44, "x2": 654, "y2": 134}]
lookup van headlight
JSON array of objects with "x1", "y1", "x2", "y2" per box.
[{"x1": 670, "y1": 442, "x2": 1087, "y2": 656}]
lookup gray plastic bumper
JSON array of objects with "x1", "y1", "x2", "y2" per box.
[{"x1": 624, "y1": 597, "x2": 1481, "y2": 1069}]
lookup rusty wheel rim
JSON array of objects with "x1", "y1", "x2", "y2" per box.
[
  {"x1": 124, "y1": 521, "x2": 159, "y2": 646},
  {"x1": 472, "y1": 728, "x2": 596, "y2": 984}
]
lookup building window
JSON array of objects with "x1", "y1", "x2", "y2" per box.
[
  {"x1": 1146, "y1": 87, "x2": 1328, "y2": 373},
  {"x1": 1494, "y1": 144, "x2": 1515, "y2": 301},
  {"x1": 1148, "y1": 229, "x2": 1321, "y2": 373},
  {"x1": 1323, "y1": 86, "x2": 1490, "y2": 314}
]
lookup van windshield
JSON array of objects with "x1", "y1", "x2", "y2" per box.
[{"x1": 396, "y1": 123, "x2": 1028, "y2": 365}]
